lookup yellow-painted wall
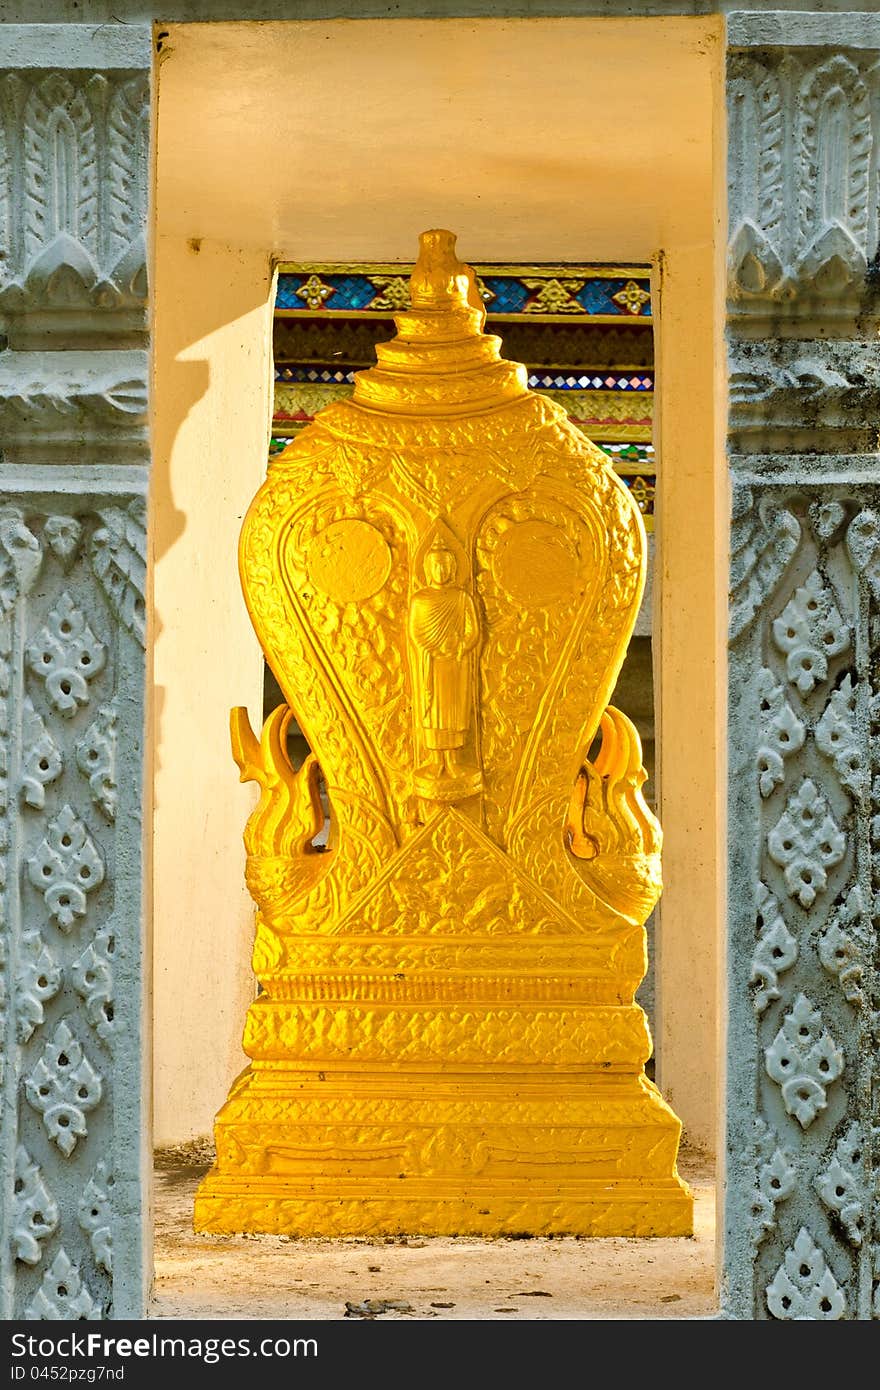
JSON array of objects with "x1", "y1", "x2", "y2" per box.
[
  {"x1": 653, "y1": 237, "x2": 728, "y2": 1154},
  {"x1": 150, "y1": 234, "x2": 273, "y2": 1144},
  {"x1": 153, "y1": 15, "x2": 725, "y2": 1152}
]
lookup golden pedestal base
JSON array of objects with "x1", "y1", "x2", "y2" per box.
[
  {"x1": 194, "y1": 1067, "x2": 693, "y2": 1237},
  {"x1": 200, "y1": 232, "x2": 694, "y2": 1243}
]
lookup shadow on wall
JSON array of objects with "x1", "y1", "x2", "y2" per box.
[
  {"x1": 149, "y1": 233, "x2": 275, "y2": 778},
  {"x1": 149, "y1": 229, "x2": 276, "y2": 1144}
]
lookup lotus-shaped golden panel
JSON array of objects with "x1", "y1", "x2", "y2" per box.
[{"x1": 195, "y1": 230, "x2": 691, "y2": 1238}]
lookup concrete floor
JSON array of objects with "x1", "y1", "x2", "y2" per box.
[{"x1": 151, "y1": 1146, "x2": 716, "y2": 1321}]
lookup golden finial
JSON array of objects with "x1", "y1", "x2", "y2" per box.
[
  {"x1": 352, "y1": 229, "x2": 527, "y2": 416},
  {"x1": 409, "y1": 229, "x2": 485, "y2": 321}
]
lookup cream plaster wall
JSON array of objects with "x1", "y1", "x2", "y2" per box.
[
  {"x1": 653, "y1": 238, "x2": 728, "y2": 1154},
  {"x1": 152, "y1": 16, "x2": 725, "y2": 1151},
  {"x1": 151, "y1": 235, "x2": 273, "y2": 1144}
]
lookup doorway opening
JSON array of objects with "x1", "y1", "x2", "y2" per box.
[{"x1": 150, "y1": 13, "x2": 725, "y2": 1318}]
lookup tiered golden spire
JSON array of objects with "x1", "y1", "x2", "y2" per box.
[{"x1": 352, "y1": 229, "x2": 528, "y2": 415}]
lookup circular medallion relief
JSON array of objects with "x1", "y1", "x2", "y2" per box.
[
  {"x1": 306, "y1": 519, "x2": 392, "y2": 604},
  {"x1": 491, "y1": 520, "x2": 581, "y2": 605}
]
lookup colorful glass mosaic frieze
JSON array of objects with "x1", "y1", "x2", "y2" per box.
[
  {"x1": 604, "y1": 442, "x2": 655, "y2": 467},
  {"x1": 274, "y1": 364, "x2": 654, "y2": 392},
  {"x1": 530, "y1": 370, "x2": 653, "y2": 391},
  {"x1": 276, "y1": 264, "x2": 652, "y2": 321}
]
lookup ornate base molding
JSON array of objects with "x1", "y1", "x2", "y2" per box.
[{"x1": 195, "y1": 1068, "x2": 692, "y2": 1237}]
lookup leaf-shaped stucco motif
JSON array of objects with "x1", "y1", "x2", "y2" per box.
[
  {"x1": 107, "y1": 76, "x2": 149, "y2": 265},
  {"x1": 23, "y1": 74, "x2": 98, "y2": 265},
  {"x1": 766, "y1": 1229, "x2": 846, "y2": 1320},
  {"x1": 89, "y1": 502, "x2": 146, "y2": 647},
  {"x1": 730, "y1": 490, "x2": 800, "y2": 641},
  {"x1": 797, "y1": 55, "x2": 870, "y2": 262},
  {"x1": 25, "y1": 1248, "x2": 102, "y2": 1321}
]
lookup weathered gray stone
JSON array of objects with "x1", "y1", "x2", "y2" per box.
[
  {"x1": 728, "y1": 9, "x2": 880, "y2": 49},
  {"x1": 727, "y1": 44, "x2": 880, "y2": 328},
  {"x1": 0, "y1": 25, "x2": 151, "y2": 68},
  {"x1": 725, "y1": 14, "x2": 880, "y2": 1317},
  {"x1": 0, "y1": 24, "x2": 149, "y2": 1322},
  {"x1": 0, "y1": 483, "x2": 149, "y2": 1320},
  {"x1": 729, "y1": 340, "x2": 880, "y2": 453}
]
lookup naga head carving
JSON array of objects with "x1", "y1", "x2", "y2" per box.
[{"x1": 565, "y1": 706, "x2": 662, "y2": 926}]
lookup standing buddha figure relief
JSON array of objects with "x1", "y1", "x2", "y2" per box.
[
  {"x1": 195, "y1": 229, "x2": 692, "y2": 1238},
  {"x1": 409, "y1": 537, "x2": 482, "y2": 800}
]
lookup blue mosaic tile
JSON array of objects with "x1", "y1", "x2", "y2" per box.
[
  {"x1": 330, "y1": 275, "x2": 377, "y2": 311},
  {"x1": 276, "y1": 274, "x2": 377, "y2": 312},
  {"x1": 600, "y1": 278, "x2": 652, "y2": 317},
  {"x1": 480, "y1": 277, "x2": 530, "y2": 313},
  {"x1": 275, "y1": 276, "x2": 305, "y2": 309},
  {"x1": 276, "y1": 270, "x2": 652, "y2": 318}
]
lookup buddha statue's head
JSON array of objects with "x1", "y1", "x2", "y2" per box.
[{"x1": 425, "y1": 543, "x2": 457, "y2": 587}]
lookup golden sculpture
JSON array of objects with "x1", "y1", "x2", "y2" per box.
[
  {"x1": 194, "y1": 229, "x2": 692, "y2": 1237},
  {"x1": 409, "y1": 535, "x2": 482, "y2": 799}
]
